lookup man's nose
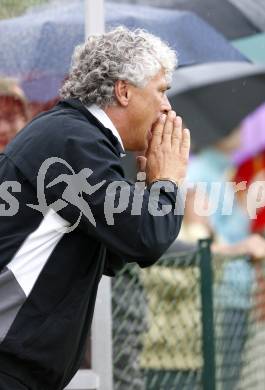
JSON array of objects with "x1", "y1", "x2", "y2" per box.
[{"x1": 161, "y1": 94, "x2": 171, "y2": 113}]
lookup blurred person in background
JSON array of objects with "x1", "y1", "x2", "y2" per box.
[
  {"x1": 140, "y1": 115, "x2": 265, "y2": 390},
  {"x1": 233, "y1": 102, "x2": 265, "y2": 237},
  {"x1": 0, "y1": 77, "x2": 28, "y2": 151},
  {"x1": 234, "y1": 149, "x2": 265, "y2": 235},
  {"x1": 182, "y1": 123, "x2": 265, "y2": 390},
  {"x1": 231, "y1": 104, "x2": 265, "y2": 389}
]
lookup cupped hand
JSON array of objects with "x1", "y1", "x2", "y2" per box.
[{"x1": 143, "y1": 111, "x2": 190, "y2": 185}]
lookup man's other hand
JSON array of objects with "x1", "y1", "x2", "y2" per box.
[{"x1": 144, "y1": 111, "x2": 190, "y2": 185}]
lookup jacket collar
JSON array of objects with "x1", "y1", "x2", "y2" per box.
[
  {"x1": 87, "y1": 104, "x2": 125, "y2": 152},
  {"x1": 59, "y1": 98, "x2": 124, "y2": 157}
]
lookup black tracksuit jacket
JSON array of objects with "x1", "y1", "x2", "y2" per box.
[{"x1": 0, "y1": 99, "x2": 182, "y2": 390}]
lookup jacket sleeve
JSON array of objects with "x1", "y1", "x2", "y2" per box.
[
  {"x1": 14, "y1": 121, "x2": 183, "y2": 269},
  {"x1": 46, "y1": 133, "x2": 184, "y2": 267},
  {"x1": 103, "y1": 250, "x2": 126, "y2": 277},
  {"x1": 5, "y1": 111, "x2": 184, "y2": 271}
]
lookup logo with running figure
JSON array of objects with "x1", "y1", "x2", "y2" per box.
[{"x1": 27, "y1": 157, "x2": 106, "y2": 232}]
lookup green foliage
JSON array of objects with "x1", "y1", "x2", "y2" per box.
[{"x1": 0, "y1": 0, "x2": 49, "y2": 20}]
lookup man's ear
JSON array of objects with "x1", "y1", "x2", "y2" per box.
[{"x1": 114, "y1": 80, "x2": 130, "y2": 107}]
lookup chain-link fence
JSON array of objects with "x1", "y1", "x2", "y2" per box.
[{"x1": 112, "y1": 240, "x2": 265, "y2": 390}]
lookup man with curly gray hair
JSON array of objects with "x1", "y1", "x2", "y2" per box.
[
  {"x1": 0, "y1": 26, "x2": 190, "y2": 390},
  {"x1": 60, "y1": 26, "x2": 189, "y2": 175},
  {"x1": 60, "y1": 26, "x2": 176, "y2": 107}
]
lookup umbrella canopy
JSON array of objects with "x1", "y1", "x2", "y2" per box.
[
  {"x1": 228, "y1": 0, "x2": 265, "y2": 33},
  {"x1": 0, "y1": 0, "x2": 246, "y2": 102},
  {"x1": 168, "y1": 62, "x2": 265, "y2": 150},
  {"x1": 111, "y1": 0, "x2": 262, "y2": 39},
  {"x1": 233, "y1": 103, "x2": 265, "y2": 165},
  {"x1": 232, "y1": 32, "x2": 265, "y2": 64}
]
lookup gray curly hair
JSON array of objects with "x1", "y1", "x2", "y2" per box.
[{"x1": 60, "y1": 26, "x2": 177, "y2": 107}]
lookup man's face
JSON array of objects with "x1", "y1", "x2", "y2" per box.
[{"x1": 125, "y1": 69, "x2": 171, "y2": 151}]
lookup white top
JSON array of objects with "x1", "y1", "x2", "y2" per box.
[{"x1": 87, "y1": 104, "x2": 125, "y2": 156}]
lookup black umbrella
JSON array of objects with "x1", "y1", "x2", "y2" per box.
[
  {"x1": 168, "y1": 62, "x2": 265, "y2": 150},
  {"x1": 111, "y1": 0, "x2": 263, "y2": 40},
  {"x1": 0, "y1": 1, "x2": 246, "y2": 102},
  {"x1": 228, "y1": 0, "x2": 265, "y2": 33}
]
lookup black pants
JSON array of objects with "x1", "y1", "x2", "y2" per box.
[{"x1": 0, "y1": 373, "x2": 29, "y2": 390}]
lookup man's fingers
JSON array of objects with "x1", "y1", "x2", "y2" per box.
[
  {"x1": 161, "y1": 111, "x2": 176, "y2": 145},
  {"x1": 180, "y1": 128, "x2": 190, "y2": 158},
  {"x1": 150, "y1": 114, "x2": 166, "y2": 147},
  {"x1": 136, "y1": 156, "x2": 147, "y2": 172},
  {"x1": 172, "y1": 116, "x2": 182, "y2": 151}
]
